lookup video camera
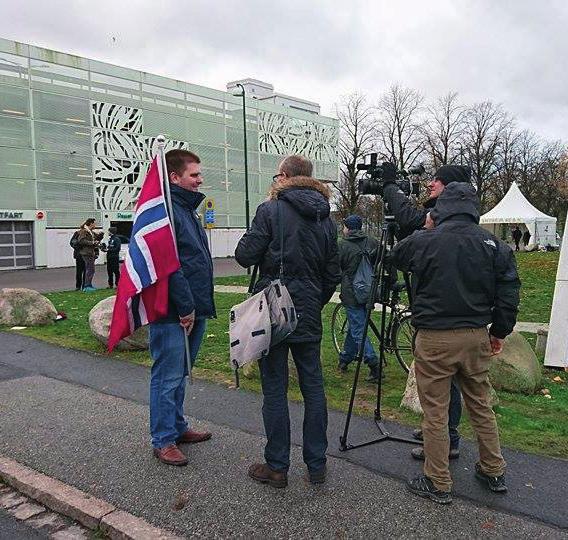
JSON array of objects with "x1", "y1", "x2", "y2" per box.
[{"x1": 357, "y1": 153, "x2": 424, "y2": 197}]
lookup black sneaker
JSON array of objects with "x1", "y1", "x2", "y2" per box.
[
  {"x1": 412, "y1": 428, "x2": 423, "y2": 441},
  {"x1": 411, "y1": 447, "x2": 460, "y2": 461},
  {"x1": 308, "y1": 465, "x2": 326, "y2": 485},
  {"x1": 407, "y1": 475, "x2": 452, "y2": 505},
  {"x1": 337, "y1": 360, "x2": 349, "y2": 372},
  {"x1": 365, "y1": 363, "x2": 384, "y2": 383},
  {"x1": 475, "y1": 463, "x2": 507, "y2": 493}
]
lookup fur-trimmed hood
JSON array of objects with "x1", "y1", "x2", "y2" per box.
[{"x1": 267, "y1": 176, "x2": 332, "y2": 221}]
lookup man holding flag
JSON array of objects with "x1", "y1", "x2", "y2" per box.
[{"x1": 109, "y1": 147, "x2": 215, "y2": 466}]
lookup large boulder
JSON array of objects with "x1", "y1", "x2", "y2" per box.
[
  {"x1": 89, "y1": 296, "x2": 148, "y2": 351},
  {"x1": 489, "y1": 331, "x2": 541, "y2": 394},
  {"x1": 0, "y1": 288, "x2": 57, "y2": 326},
  {"x1": 401, "y1": 361, "x2": 499, "y2": 414}
]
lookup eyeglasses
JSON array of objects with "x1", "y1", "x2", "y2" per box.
[{"x1": 272, "y1": 173, "x2": 284, "y2": 182}]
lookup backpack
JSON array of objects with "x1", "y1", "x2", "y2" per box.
[
  {"x1": 70, "y1": 231, "x2": 80, "y2": 250},
  {"x1": 352, "y1": 239, "x2": 374, "y2": 304}
]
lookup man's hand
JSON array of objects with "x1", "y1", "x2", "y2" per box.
[
  {"x1": 179, "y1": 311, "x2": 195, "y2": 334},
  {"x1": 489, "y1": 335, "x2": 504, "y2": 356}
]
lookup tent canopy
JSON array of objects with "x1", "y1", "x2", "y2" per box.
[{"x1": 480, "y1": 182, "x2": 557, "y2": 246}]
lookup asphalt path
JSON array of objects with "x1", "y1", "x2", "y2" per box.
[{"x1": 0, "y1": 332, "x2": 566, "y2": 536}]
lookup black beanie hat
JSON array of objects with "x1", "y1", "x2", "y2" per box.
[{"x1": 434, "y1": 165, "x2": 471, "y2": 186}]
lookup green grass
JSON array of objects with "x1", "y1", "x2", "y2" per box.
[
  {"x1": 215, "y1": 274, "x2": 250, "y2": 287},
  {"x1": 4, "y1": 251, "x2": 567, "y2": 459}
]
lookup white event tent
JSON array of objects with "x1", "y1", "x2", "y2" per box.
[{"x1": 480, "y1": 182, "x2": 557, "y2": 247}]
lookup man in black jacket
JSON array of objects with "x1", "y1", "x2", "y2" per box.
[
  {"x1": 338, "y1": 214, "x2": 381, "y2": 382},
  {"x1": 235, "y1": 155, "x2": 341, "y2": 488},
  {"x1": 103, "y1": 227, "x2": 121, "y2": 288},
  {"x1": 390, "y1": 182, "x2": 520, "y2": 504},
  {"x1": 383, "y1": 165, "x2": 471, "y2": 460}
]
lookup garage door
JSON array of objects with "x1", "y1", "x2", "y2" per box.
[{"x1": 0, "y1": 221, "x2": 34, "y2": 270}]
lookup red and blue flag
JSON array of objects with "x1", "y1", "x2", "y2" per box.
[{"x1": 108, "y1": 157, "x2": 180, "y2": 351}]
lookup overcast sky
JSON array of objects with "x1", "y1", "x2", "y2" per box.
[{"x1": 1, "y1": 0, "x2": 565, "y2": 142}]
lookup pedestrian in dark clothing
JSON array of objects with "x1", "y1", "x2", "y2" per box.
[
  {"x1": 70, "y1": 229, "x2": 85, "y2": 290},
  {"x1": 523, "y1": 229, "x2": 531, "y2": 247},
  {"x1": 512, "y1": 226, "x2": 522, "y2": 251},
  {"x1": 382, "y1": 164, "x2": 470, "y2": 460},
  {"x1": 150, "y1": 149, "x2": 215, "y2": 467},
  {"x1": 391, "y1": 182, "x2": 520, "y2": 504},
  {"x1": 77, "y1": 218, "x2": 99, "y2": 291},
  {"x1": 235, "y1": 155, "x2": 341, "y2": 488},
  {"x1": 337, "y1": 214, "x2": 381, "y2": 382},
  {"x1": 103, "y1": 227, "x2": 121, "y2": 288}
]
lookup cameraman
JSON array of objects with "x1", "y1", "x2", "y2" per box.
[
  {"x1": 383, "y1": 165, "x2": 472, "y2": 461},
  {"x1": 389, "y1": 182, "x2": 520, "y2": 504}
]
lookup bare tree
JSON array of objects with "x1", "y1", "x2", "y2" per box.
[
  {"x1": 375, "y1": 85, "x2": 424, "y2": 170},
  {"x1": 422, "y1": 92, "x2": 465, "y2": 170},
  {"x1": 461, "y1": 101, "x2": 512, "y2": 209},
  {"x1": 334, "y1": 93, "x2": 376, "y2": 218}
]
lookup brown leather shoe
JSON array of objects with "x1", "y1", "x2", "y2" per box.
[
  {"x1": 176, "y1": 429, "x2": 212, "y2": 444},
  {"x1": 248, "y1": 463, "x2": 288, "y2": 488},
  {"x1": 153, "y1": 444, "x2": 188, "y2": 466}
]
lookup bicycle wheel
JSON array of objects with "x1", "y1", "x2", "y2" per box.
[
  {"x1": 392, "y1": 311, "x2": 414, "y2": 373},
  {"x1": 331, "y1": 303, "x2": 348, "y2": 354}
]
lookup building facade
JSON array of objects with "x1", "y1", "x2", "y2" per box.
[{"x1": 0, "y1": 38, "x2": 338, "y2": 270}]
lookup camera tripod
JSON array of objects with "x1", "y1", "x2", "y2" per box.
[{"x1": 339, "y1": 216, "x2": 422, "y2": 452}]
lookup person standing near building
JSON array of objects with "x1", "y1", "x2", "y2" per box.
[
  {"x1": 77, "y1": 218, "x2": 99, "y2": 292},
  {"x1": 523, "y1": 229, "x2": 531, "y2": 248},
  {"x1": 235, "y1": 155, "x2": 341, "y2": 488},
  {"x1": 512, "y1": 226, "x2": 522, "y2": 251},
  {"x1": 391, "y1": 182, "x2": 520, "y2": 504},
  {"x1": 149, "y1": 149, "x2": 215, "y2": 467},
  {"x1": 103, "y1": 226, "x2": 121, "y2": 288},
  {"x1": 70, "y1": 227, "x2": 85, "y2": 291},
  {"x1": 337, "y1": 214, "x2": 381, "y2": 382}
]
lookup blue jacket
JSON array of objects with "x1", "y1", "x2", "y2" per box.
[{"x1": 156, "y1": 184, "x2": 216, "y2": 323}]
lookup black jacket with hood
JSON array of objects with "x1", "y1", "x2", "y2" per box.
[
  {"x1": 383, "y1": 183, "x2": 435, "y2": 239},
  {"x1": 338, "y1": 230, "x2": 379, "y2": 307},
  {"x1": 235, "y1": 176, "x2": 341, "y2": 343},
  {"x1": 390, "y1": 183, "x2": 520, "y2": 338}
]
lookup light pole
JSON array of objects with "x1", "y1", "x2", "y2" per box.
[{"x1": 234, "y1": 83, "x2": 250, "y2": 232}]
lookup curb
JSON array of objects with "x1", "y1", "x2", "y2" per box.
[{"x1": 0, "y1": 455, "x2": 183, "y2": 540}]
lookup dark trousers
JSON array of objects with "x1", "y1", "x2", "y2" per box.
[
  {"x1": 82, "y1": 255, "x2": 95, "y2": 288},
  {"x1": 514, "y1": 240, "x2": 520, "y2": 251},
  {"x1": 107, "y1": 257, "x2": 120, "y2": 287},
  {"x1": 258, "y1": 340, "x2": 327, "y2": 473},
  {"x1": 75, "y1": 256, "x2": 85, "y2": 290}
]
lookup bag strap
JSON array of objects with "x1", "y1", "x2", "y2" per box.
[
  {"x1": 248, "y1": 264, "x2": 259, "y2": 295},
  {"x1": 278, "y1": 200, "x2": 284, "y2": 280}
]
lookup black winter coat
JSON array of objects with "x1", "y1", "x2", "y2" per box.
[
  {"x1": 235, "y1": 176, "x2": 341, "y2": 342},
  {"x1": 338, "y1": 231, "x2": 379, "y2": 307},
  {"x1": 390, "y1": 183, "x2": 520, "y2": 339},
  {"x1": 155, "y1": 184, "x2": 216, "y2": 323}
]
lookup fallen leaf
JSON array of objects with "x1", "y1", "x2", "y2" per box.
[
  {"x1": 172, "y1": 492, "x2": 189, "y2": 511},
  {"x1": 481, "y1": 521, "x2": 495, "y2": 530},
  {"x1": 544, "y1": 394, "x2": 552, "y2": 400},
  {"x1": 553, "y1": 376, "x2": 563, "y2": 382},
  {"x1": 206, "y1": 334, "x2": 216, "y2": 338},
  {"x1": 525, "y1": 482, "x2": 534, "y2": 489},
  {"x1": 540, "y1": 388, "x2": 550, "y2": 395}
]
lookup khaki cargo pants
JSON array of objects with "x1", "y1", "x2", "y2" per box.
[{"x1": 414, "y1": 327, "x2": 506, "y2": 492}]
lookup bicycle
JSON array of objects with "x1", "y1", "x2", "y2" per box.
[{"x1": 331, "y1": 281, "x2": 414, "y2": 373}]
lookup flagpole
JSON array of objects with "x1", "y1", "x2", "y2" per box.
[{"x1": 156, "y1": 135, "x2": 193, "y2": 385}]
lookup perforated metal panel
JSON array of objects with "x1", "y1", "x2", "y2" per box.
[
  {"x1": 95, "y1": 184, "x2": 139, "y2": 210},
  {"x1": 46, "y1": 210, "x2": 102, "y2": 228},
  {"x1": 0, "y1": 85, "x2": 30, "y2": 117},
  {"x1": 36, "y1": 151, "x2": 92, "y2": 183},
  {"x1": 34, "y1": 120, "x2": 91, "y2": 155},
  {"x1": 143, "y1": 110, "x2": 188, "y2": 140},
  {"x1": 0, "y1": 115, "x2": 31, "y2": 148},
  {"x1": 0, "y1": 147, "x2": 34, "y2": 178},
  {"x1": 0, "y1": 179, "x2": 36, "y2": 208},
  {"x1": 200, "y1": 168, "x2": 228, "y2": 192},
  {"x1": 37, "y1": 181, "x2": 94, "y2": 209},
  {"x1": 227, "y1": 149, "x2": 259, "y2": 173},
  {"x1": 33, "y1": 91, "x2": 90, "y2": 126},
  {"x1": 260, "y1": 153, "x2": 281, "y2": 172},
  {"x1": 188, "y1": 118, "x2": 225, "y2": 146},
  {"x1": 30, "y1": 60, "x2": 89, "y2": 92},
  {"x1": 188, "y1": 144, "x2": 226, "y2": 170},
  {"x1": 0, "y1": 52, "x2": 29, "y2": 87},
  {"x1": 228, "y1": 172, "x2": 260, "y2": 194},
  {"x1": 228, "y1": 214, "x2": 246, "y2": 227}
]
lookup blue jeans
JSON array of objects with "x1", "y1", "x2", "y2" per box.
[
  {"x1": 449, "y1": 377, "x2": 462, "y2": 450},
  {"x1": 259, "y1": 340, "x2": 327, "y2": 473},
  {"x1": 148, "y1": 319, "x2": 207, "y2": 449},
  {"x1": 339, "y1": 305, "x2": 378, "y2": 367}
]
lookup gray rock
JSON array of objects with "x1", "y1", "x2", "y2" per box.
[
  {"x1": 88, "y1": 296, "x2": 148, "y2": 351},
  {"x1": 0, "y1": 288, "x2": 57, "y2": 326},
  {"x1": 489, "y1": 331, "x2": 542, "y2": 394}
]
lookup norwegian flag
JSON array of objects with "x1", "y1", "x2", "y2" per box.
[{"x1": 108, "y1": 156, "x2": 180, "y2": 352}]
